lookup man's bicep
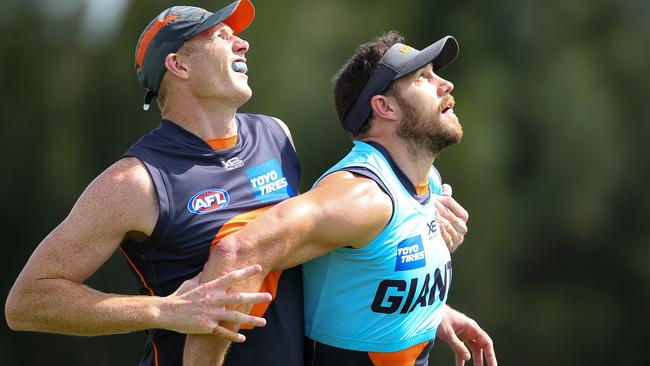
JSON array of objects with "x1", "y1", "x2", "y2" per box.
[
  {"x1": 265, "y1": 173, "x2": 394, "y2": 269},
  {"x1": 200, "y1": 172, "x2": 393, "y2": 279},
  {"x1": 20, "y1": 158, "x2": 159, "y2": 283}
]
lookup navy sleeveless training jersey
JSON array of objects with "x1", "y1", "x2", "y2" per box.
[{"x1": 119, "y1": 115, "x2": 303, "y2": 366}]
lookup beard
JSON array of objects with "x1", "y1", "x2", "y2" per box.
[{"x1": 395, "y1": 94, "x2": 463, "y2": 156}]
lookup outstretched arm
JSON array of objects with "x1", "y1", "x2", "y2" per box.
[
  {"x1": 183, "y1": 171, "x2": 393, "y2": 365},
  {"x1": 5, "y1": 158, "x2": 270, "y2": 340}
]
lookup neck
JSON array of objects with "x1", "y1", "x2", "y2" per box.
[
  {"x1": 161, "y1": 95, "x2": 239, "y2": 140},
  {"x1": 362, "y1": 135, "x2": 437, "y2": 188}
]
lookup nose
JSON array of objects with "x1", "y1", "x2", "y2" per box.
[
  {"x1": 233, "y1": 36, "x2": 249, "y2": 55},
  {"x1": 436, "y1": 76, "x2": 454, "y2": 96}
]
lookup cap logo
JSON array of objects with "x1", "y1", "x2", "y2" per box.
[{"x1": 399, "y1": 45, "x2": 411, "y2": 53}]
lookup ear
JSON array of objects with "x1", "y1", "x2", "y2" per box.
[
  {"x1": 369, "y1": 94, "x2": 399, "y2": 121},
  {"x1": 163, "y1": 53, "x2": 191, "y2": 80}
]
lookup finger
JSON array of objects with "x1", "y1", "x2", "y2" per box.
[
  {"x1": 218, "y1": 292, "x2": 273, "y2": 306},
  {"x1": 434, "y1": 200, "x2": 467, "y2": 239},
  {"x1": 442, "y1": 183, "x2": 453, "y2": 197},
  {"x1": 484, "y1": 346, "x2": 498, "y2": 366},
  {"x1": 436, "y1": 196, "x2": 469, "y2": 223},
  {"x1": 434, "y1": 200, "x2": 468, "y2": 234},
  {"x1": 468, "y1": 340, "x2": 484, "y2": 365},
  {"x1": 442, "y1": 214, "x2": 466, "y2": 241},
  {"x1": 476, "y1": 334, "x2": 497, "y2": 366},
  {"x1": 211, "y1": 264, "x2": 263, "y2": 288},
  {"x1": 437, "y1": 216, "x2": 455, "y2": 251},
  {"x1": 218, "y1": 310, "x2": 268, "y2": 328},
  {"x1": 211, "y1": 324, "x2": 246, "y2": 343},
  {"x1": 455, "y1": 353, "x2": 466, "y2": 366},
  {"x1": 435, "y1": 214, "x2": 462, "y2": 253},
  {"x1": 445, "y1": 327, "x2": 471, "y2": 363}
]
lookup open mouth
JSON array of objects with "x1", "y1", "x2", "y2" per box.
[
  {"x1": 231, "y1": 60, "x2": 248, "y2": 74},
  {"x1": 441, "y1": 99, "x2": 455, "y2": 114}
]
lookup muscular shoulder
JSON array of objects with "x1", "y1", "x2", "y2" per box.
[
  {"x1": 72, "y1": 157, "x2": 158, "y2": 236},
  {"x1": 84, "y1": 158, "x2": 153, "y2": 205},
  {"x1": 312, "y1": 170, "x2": 393, "y2": 248}
]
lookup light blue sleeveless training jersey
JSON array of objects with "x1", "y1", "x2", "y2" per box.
[{"x1": 303, "y1": 141, "x2": 452, "y2": 352}]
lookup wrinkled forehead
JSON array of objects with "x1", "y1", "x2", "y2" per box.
[{"x1": 191, "y1": 22, "x2": 233, "y2": 40}]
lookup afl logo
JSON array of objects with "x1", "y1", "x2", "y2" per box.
[{"x1": 187, "y1": 189, "x2": 230, "y2": 215}]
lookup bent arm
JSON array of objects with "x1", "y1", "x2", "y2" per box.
[
  {"x1": 5, "y1": 157, "x2": 273, "y2": 338},
  {"x1": 184, "y1": 171, "x2": 393, "y2": 365},
  {"x1": 5, "y1": 158, "x2": 163, "y2": 335}
]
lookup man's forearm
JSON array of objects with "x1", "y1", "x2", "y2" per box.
[
  {"x1": 184, "y1": 236, "x2": 267, "y2": 366},
  {"x1": 6, "y1": 278, "x2": 162, "y2": 336}
]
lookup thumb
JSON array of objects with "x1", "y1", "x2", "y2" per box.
[{"x1": 441, "y1": 184, "x2": 453, "y2": 197}]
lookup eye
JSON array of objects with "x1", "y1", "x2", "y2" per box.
[
  {"x1": 217, "y1": 33, "x2": 228, "y2": 40},
  {"x1": 417, "y1": 74, "x2": 428, "y2": 82}
]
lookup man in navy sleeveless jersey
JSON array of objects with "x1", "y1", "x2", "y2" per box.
[
  {"x1": 6, "y1": 1, "x2": 305, "y2": 366},
  {"x1": 185, "y1": 31, "x2": 497, "y2": 366}
]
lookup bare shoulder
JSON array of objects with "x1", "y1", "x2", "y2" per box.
[
  {"x1": 96, "y1": 157, "x2": 154, "y2": 195},
  {"x1": 70, "y1": 157, "x2": 158, "y2": 236},
  {"x1": 316, "y1": 170, "x2": 392, "y2": 209},
  {"x1": 311, "y1": 170, "x2": 393, "y2": 247}
]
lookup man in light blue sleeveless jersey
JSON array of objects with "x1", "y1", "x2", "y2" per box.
[{"x1": 186, "y1": 31, "x2": 496, "y2": 366}]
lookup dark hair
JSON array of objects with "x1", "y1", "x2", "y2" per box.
[{"x1": 332, "y1": 31, "x2": 404, "y2": 135}]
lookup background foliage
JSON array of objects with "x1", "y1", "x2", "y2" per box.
[{"x1": 1, "y1": 0, "x2": 649, "y2": 364}]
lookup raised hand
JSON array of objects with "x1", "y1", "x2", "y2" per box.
[{"x1": 433, "y1": 184, "x2": 469, "y2": 253}]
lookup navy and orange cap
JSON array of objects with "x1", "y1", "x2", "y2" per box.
[
  {"x1": 342, "y1": 36, "x2": 459, "y2": 135},
  {"x1": 135, "y1": 0, "x2": 255, "y2": 110}
]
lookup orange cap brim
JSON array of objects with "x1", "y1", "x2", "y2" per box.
[{"x1": 224, "y1": 0, "x2": 255, "y2": 35}]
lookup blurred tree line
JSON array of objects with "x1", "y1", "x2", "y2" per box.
[{"x1": 1, "y1": 0, "x2": 649, "y2": 364}]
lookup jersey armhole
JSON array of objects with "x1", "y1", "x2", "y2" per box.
[
  {"x1": 430, "y1": 165, "x2": 443, "y2": 196},
  {"x1": 269, "y1": 116, "x2": 296, "y2": 151},
  {"x1": 120, "y1": 150, "x2": 172, "y2": 250}
]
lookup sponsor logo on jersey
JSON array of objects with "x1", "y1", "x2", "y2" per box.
[
  {"x1": 222, "y1": 157, "x2": 245, "y2": 170},
  {"x1": 395, "y1": 235, "x2": 427, "y2": 271},
  {"x1": 246, "y1": 159, "x2": 293, "y2": 203},
  {"x1": 371, "y1": 260, "x2": 452, "y2": 314},
  {"x1": 187, "y1": 189, "x2": 230, "y2": 215},
  {"x1": 426, "y1": 220, "x2": 438, "y2": 239}
]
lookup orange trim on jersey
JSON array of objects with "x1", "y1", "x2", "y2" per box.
[
  {"x1": 210, "y1": 205, "x2": 281, "y2": 329},
  {"x1": 414, "y1": 182, "x2": 429, "y2": 196},
  {"x1": 152, "y1": 339, "x2": 160, "y2": 366},
  {"x1": 205, "y1": 134, "x2": 238, "y2": 150},
  {"x1": 136, "y1": 14, "x2": 177, "y2": 71},
  {"x1": 118, "y1": 246, "x2": 155, "y2": 296},
  {"x1": 368, "y1": 341, "x2": 429, "y2": 366},
  {"x1": 239, "y1": 270, "x2": 282, "y2": 330}
]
